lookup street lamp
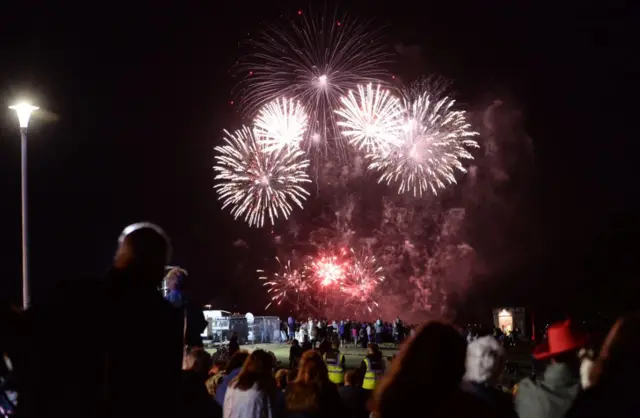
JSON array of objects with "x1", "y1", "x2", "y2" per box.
[{"x1": 9, "y1": 102, "x2": 38, "y2": 310}]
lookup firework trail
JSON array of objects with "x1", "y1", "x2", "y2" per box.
[
  {"x1": 213, "y1": 126, "x2": 311, "y2": 227},
  {"x1": 335, "y1": 83, "x2": 404, "y2": 153},
  {"x1": 235, "y1": 8, "x2": 390, "y2": 160},
  {"x1": 254, "y1": 98, "x2": 309, "y2": 153},
  {"x1": 368, "y1": 80, "x2": 480, "y2": 196},
  {"x1": 258, "y1": 258, "x2": 309, "y2": 310}
]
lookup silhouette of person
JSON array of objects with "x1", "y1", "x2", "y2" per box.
[{"x1": 21, "y1": 223, "x2": 183, "y2": 418}]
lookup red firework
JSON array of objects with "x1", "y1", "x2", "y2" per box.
[{"x1": 309, "y1": 250, "x2": 349, "y2": 287}]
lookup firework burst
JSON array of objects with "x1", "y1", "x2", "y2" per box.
[
  {"x1": 214, "y1": 126, "x2": 311, "y2": 227},
  {"x1": 368, "y1": 81, "x2": 479, "y2": 196},
  {"x1": 235, "y1": 8, "x2": 390, "y2": 160},
  {"x1": 343, "y1": 249, "x2": 384, "y2": 313},
  {"x1": 254, "y1": 98, "x2": 309, "y2": 153},
  {"x1": 335, "y1": 83, "x2": 404, "y2": 153},
  {"x1": 259, "y1": 258, "x2": 309, "y2": 310},
  {"x1": 308, "y1": 249, "x2": 350, "y2": 287}
]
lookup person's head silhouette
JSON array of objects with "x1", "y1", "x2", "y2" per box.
[{"x1": 114, "y1": 222, "x2": 171, "y2": 288}]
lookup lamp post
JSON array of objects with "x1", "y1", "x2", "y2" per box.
[{"x1": 9, "y1": 102, "x2": 38, "y2": 310}]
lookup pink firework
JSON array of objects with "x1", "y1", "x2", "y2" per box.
[
  {"x1": 342, "y1": 249, "x2": 384, "y2": 312},
  {"x1": 258, "y1": 258, "x2": 310, "y2": 310}
]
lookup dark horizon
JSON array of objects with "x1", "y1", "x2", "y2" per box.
[{"x1": 0, "y1": 1, "x2": 636, "y2": 322}]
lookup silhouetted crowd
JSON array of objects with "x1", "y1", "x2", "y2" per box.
[
  {"x1": 284, "y1": 318, "x2": 410, "y2": 348},
  {"x1": 1, "y1": 222, "x2": 639, "y2": 418}
]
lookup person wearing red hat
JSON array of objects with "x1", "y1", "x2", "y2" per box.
[{"x1": 514, "y1": 320, "x2": 587, "y2": 418}]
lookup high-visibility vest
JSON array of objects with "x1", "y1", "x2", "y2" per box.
[
  {"x1": 324, "y1": 350, "x2": 345, "y2": 384},
  {"x1": 362, "y1": 357, "x2": 384, "y2": 390}
]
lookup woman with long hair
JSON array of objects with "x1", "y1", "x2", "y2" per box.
[
  {"x1": 286, "y1": 350, "x2": 342, "y2": 418},
  {"x1": 223, "y1": 349, "x2": 276, "y2": 418},
  {"x1": 215, "y1": 350, "x2": 250, "y2": 405}
]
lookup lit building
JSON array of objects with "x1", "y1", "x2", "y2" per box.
[{"x1": 492, "y1": 307, "x2": 526, "y2": 336}]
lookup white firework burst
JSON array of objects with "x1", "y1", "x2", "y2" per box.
[
  {"x1": 335, "y1": 83, "x2": 404, "y2": 153},
  {"x1": 254, "y1": 98, "x2": 309, "y2": 153},
  {"x1": 368, "y1": 81, "x2": 479, "y2": 196},
  {"x1": 214, "y1": 126, "x2": 311, "y2": 227},
  {"x1": 235, "y1": 8, "x2": 390, "y2": 160}
]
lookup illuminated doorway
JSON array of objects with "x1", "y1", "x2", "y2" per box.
[{"x1": 498, "y1": 309, "x2": 513, "y2": 334}]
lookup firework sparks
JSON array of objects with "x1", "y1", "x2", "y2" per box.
[
  {"x1": 258, "y1": 247, "x2": 386, "y2": 315},
  {"x1": 343, "y1": 249, "x2": 384, "y2": 312},
  {"x1": 335, "y1": 83, "x2": 404, "y2": 153},
  {"x1": 213, "y1": 126, "x2": 311, "y2": 227},
  {"x1": 254, "y1": 98, "x2": 309, "y2": 153},
  {"x1": 235, "y1": 8, "x2": 389, "y2": 159},
  {"x1": 259, "y1": 258, "x2": 309, "y2": 310},
  {"x1": 368, "y1": 81, "x2": 479, "y2": 196},
  {"x1": 308, "y1": 251, "x2": 349, "y2": 287}
]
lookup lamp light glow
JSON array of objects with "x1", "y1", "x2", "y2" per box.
[{"x1": 9, "y1": 103, "x2": 39, "y2": 128}]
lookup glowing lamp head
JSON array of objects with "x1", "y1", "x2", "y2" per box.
[
  {"x1": 311, "y1": 133, "x2": 321, "y2": 142},
  {"x1": 9, "y1": 102, "x2": 39, "y2": 128},
  {"x1": 318, "y1": 75, "x2": 328, "y2": 86}
]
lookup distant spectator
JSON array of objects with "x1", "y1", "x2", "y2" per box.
[
  {"x1": 288, "y1": 317, "x2": 296, "y2": 341},
  {"x1": 463, "y1": 336, "x2": 516, "y2": 418},
  {"x1": 229, "y1": 332, "x2": 240, "y2": 357},
  {"x1": 290, "y1": 339, "x2": 304, "y2": 369},
  {"x1": 301, "y1": 335, "x2": 313, "y2": 352},
  {"x1": 223, "y1": 350, "x2": 277, "y2": 418}
]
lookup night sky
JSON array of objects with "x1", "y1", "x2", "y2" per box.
[{"x1": 0, "y1": 1, "x2": 636, "y2": 320}]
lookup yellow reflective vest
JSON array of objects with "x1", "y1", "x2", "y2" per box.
[
  {"x1": 362, "y1": 357, "x2": 384, "y2": 390},
  {"x1": 324, "y1": 350, "x2": 345, "y2": 384}
]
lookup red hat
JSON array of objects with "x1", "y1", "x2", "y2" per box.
[{"x1": 533, "y1": 320, "x2": 587, "y2": 360}]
